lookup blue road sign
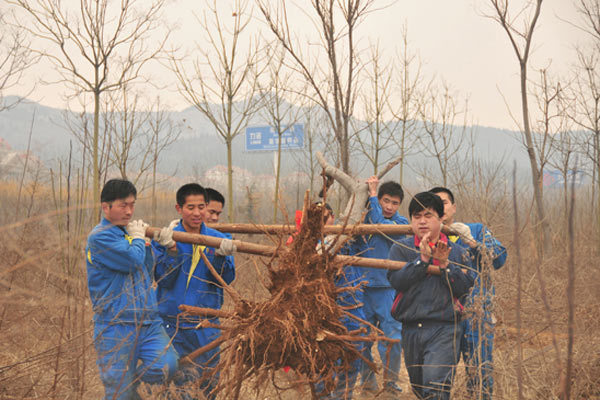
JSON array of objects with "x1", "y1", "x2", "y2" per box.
[
  {"x1": 543, "y1": 169, "x2": 585, "y2": 187},
  {"x1": 245, "y1": 124, "x2": 304, "y2": 151}
]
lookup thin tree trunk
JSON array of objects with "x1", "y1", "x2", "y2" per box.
[
  {"x1": 512, "y1": 165, "x2": 524, "y2": 400},
  {"x1": 227, "y1": 139, "x2": 234, "y2": 222},
  {"x1": 93, "y1": 88, "x2": 100, "y2": 212},
  {"x1": 520, "y1": 62, "x2": 552, "y2": 256},
  {"x1": 273, "y1": 134, "x2": 282, "y2": 223},
  {"x1": 596, "y1": 134, "x2": 600, "y2": 254}
]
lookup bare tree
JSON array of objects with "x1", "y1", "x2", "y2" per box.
[
  {"x1": 148, "y1": 97, "x2": 182, "y2": 223},
  {"x1": 10, "y1": 0, "x2": 170, "y2": 207},
  {"x1": 576, "y1": 0, "x2": 600, "y2": 44},
  {"x1": 529, "y1": 67, "x2": 563, "y2": 200},
  {"x1": 0, "y1": 9, "x2": 35, "y2": 111},
  {"x1": 62, "y1": 101, "x2": 112, "y2": 204},
  {"x1": 105, "y1": 89, "x2": 182, "y2": 197},
  {"x1": 170, "y1": 0, "x2": 262, "y2": 222},
  {"x1": 353, "y1": 42, "x2": 398, "y2": 175},
  {"x1": 390, "y1": 25, "x2": 428, "y2": 185},
  {"x1": 289, "y1": 103, "x2": 332, "y2": 194},
  {"x1": 259, "y1": 43, "x2": 305, "y2": 222},
  {"x1": 416, "y1": 81, "x2": 470, "y2": 187},
  {"x1": 104, "y1": 86, "x2": 151, "y2": 184},
  {"x1": 257, "y1": 0, "x2": 383, "y2": 194},
  {"x1": 570, "y1": 1, "x2": 600, "y2": 250},
  {"x1": 485, "y1": 0, "x2": 552, "y2": 255}
]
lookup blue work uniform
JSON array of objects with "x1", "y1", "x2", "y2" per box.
[
  {"x1": 449, "y1": 223, "x2": 507, "y2": 400},
  {"x1": 153, "y1": 220, "x2": 235, "y2": 399},
  {"x1": 388, "y1": 234, "x2": 474, "y2": 400},
  {"x1": 86, "y1": 218, "x2": 178, "y2": 400},
  {"x1": 357, "y1": 196, "x2": 408, "y2": 389}
]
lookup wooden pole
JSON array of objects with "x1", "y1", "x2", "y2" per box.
[
  {"x1": 145, "y1": 227, "x2": 442, "y2": 275},
  {"x1": 206, "y1": 222, "x2": 456, "y2": 236}
]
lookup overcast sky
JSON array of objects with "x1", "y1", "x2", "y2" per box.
[{"x1": 6, "y1": 0, "x2": 589, "y2": 130}]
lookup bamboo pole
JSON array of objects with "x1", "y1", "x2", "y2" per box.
[{"x1": 145, "y1": 227, "x2": 442, "y2": 275}]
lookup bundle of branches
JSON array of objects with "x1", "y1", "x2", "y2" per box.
[{"x1": 179, "y1": 202, "x2": 389, "y2": 399}]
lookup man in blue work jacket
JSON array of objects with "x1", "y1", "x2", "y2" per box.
[
  {"x1": 358, "y1": 176, "x2": 408, "y2": 394},
  {"x1": 388, "y1": 192, "x2": 474, "y2": 400},
  {"x1": 86, "y1": 179, "x2": 178, "y2": 400},
  {"x1": 152, "y1": 183, "x2": 235, "y2": 399},
  {"x1": 430, "y1": 187, "x2": 507, "y2": 400},
  {"x1": 205, "y1": 188, "x2": 227, "y2": 227}
]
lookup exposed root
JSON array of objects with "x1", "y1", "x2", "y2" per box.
[{"x1": 181, "y1": 202, "x2": 384, "y2": 399}]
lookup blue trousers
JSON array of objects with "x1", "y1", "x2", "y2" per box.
[
  {"x1": 93, "y1": 321, "x2": 179, "y2": 400},
  {"x1": 461, "y1": 318, "x2": 494, "y2": 400},
  {"x1": 163, "y1": 320, "x2": 221, "y2": 400},
  {"x1": 359, "y1": 287, "x2": 402, "y2": 386},
  {"x1": 402, "y1": 322, "x2": 462, "y2": 400}
]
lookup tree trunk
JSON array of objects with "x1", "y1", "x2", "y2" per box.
[
  {"x1": 93, "y1": 89, "x2": 100, "y2": 212},
  {"x1": 227, "y1": 138, "x2": 234, "y2": 222},
  {"x1": 596, "y1": 133, "x2": 600, "y2": 254},
  {"x1": 273, "y1": 134, "x2": 282, "y2": 223},
  {"x1": 520, "y1": 62, "x2": 552, "y2": 257}
]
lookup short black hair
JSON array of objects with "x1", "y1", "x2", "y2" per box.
[
  {"x1": 429, "y1": 186, "x2": 455, "y2": 204},
  {"x1": 101, "y1": 179, "x2": 137, "y2": 203},
  {"x1": 314, "y1": 201, "x2": 333, "y2": 223},
  {"x1": 206, "y1": 188, "x2": 225, "y2": 206},
  {"x1": 176, "y1": 183, "x2": 207, "y2": 207},
  {"x1": 314, "y1": 201, "x2": 333, "y2": 213},
  {"x1": 408, "y1": 192, "x2": 444, "y2": 218},
  {"x1": 378, "y1": 181, "x2": 404, "y2": 203}
]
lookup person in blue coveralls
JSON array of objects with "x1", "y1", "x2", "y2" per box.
[
  {"x1": 204, "y1": 188, "x2": 227, "y2": 227},
  {"x1": 152, "y1": 183, "x2": 236, "y2": 399},
  {"x1": 358, "y1": 176, "x2": 408, "y2": 395},
  {"x1": 313, "y1": 202, "x2": 366, "y2": 399},
  {"x1": 388, "y1": 192, "x2": 474, "y2": 400},
  {"x1": 430, "y1": 187, "x2": 507, "y2": 400},
  {"x1": 86, "y1": 179, "x2": 178, "y2": 400}
]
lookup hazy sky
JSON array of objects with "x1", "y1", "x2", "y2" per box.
[{"x1": 6, "y1": 0, "x2": 589, "y2": 130}]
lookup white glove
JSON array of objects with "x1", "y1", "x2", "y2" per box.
[
  {"x1": 168, "y1": 219, "x2": 180, "y2": 230},
  {"x1": 316, "y1": 236, "x2": 335, "y2": 255},
  {"x1": 450, "y1": 222, "x2": 474, "y2": 242},
  {"x1": 127, "y1": 219, "x2": 149, "y2": 241},
  {"x1": 216, "y1": 239, "x2": 236, "y2": 256},
  {"x1": 154, "y1": 226, "x2": 176, "y2": 248}
]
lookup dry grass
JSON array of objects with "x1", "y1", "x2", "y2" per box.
[{"x1": 0, "y1": 175, "x2": 599, "y2": 399}]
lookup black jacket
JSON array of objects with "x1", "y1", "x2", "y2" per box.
[{"x1": 387, "y1": 235, "x2": 474, "y2": 324}]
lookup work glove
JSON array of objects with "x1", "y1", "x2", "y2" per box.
[
  {"x1": 168, "y1": 219, "x2": 180, "y2": 230},
  {"x1": 316, "y1": 236, "x2": 335, "y2": 255},
  {"x1": 127, "y1": 219, "x2": 149, "y2": 241},
  {"x1": 450, "y1": 222, "x2": 475, "y2": 242},
  {"x1": 154, "y1": 226, "x2": 176, "y2": 249},
  {"x1": 216, "y1": 239, "x2": 236, "y2": 256}
]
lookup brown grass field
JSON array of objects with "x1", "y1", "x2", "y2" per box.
[{"x1": 0, "y1": 176, "x2": 599, "y2": 400}]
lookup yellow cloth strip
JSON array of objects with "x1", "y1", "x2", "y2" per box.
[{"x1": 187, "y1": 243, "x2": 206, "y2": 289}]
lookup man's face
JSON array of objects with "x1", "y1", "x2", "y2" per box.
[
  {"x1": 411, "y1": 207, "x2": 443, "y2": 239},
  {"x1": 176, "y1": 194, "x2": 206, "y2": 232},
  {"x1": 205, "y1": 200, "x2": 224, "y2": 223},
  {"x1": 435, "y1": 192, "x2": 456, "y2": 224},
  {"x1": 102, "y1": 195, "x2": 136, "y2": 226},
  {"x1": 379, "y1": 194, "x2": 401, "y2": 218}
]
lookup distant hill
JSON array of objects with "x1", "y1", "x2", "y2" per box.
[{"x1": 0, "y1": 96, "x2": 530, "y2": 184}]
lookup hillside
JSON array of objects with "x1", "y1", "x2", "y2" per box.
[{"x1": 0, "y1": 96, "x2": 529, "y2": 183}]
